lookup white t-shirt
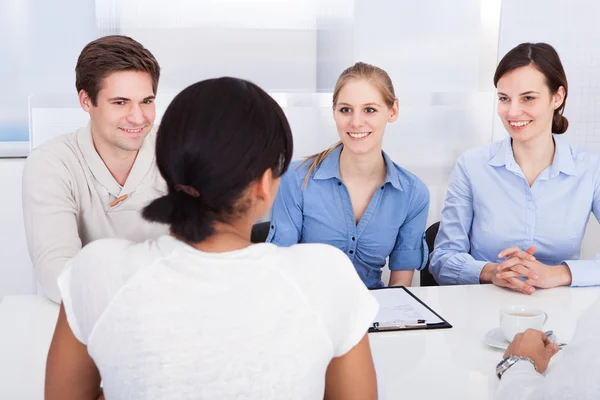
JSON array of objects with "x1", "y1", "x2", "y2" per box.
[{"x1": 58, "y1": 235, "x2": 379, "y2": 399}]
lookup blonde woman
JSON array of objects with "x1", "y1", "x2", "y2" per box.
[{"x1": 267, "y1": 62, "x2": 429, "y2": 289}]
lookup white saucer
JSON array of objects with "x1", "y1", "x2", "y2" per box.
[{"x1": 484, "y1": 327, "x2": 557, "y2": 350}]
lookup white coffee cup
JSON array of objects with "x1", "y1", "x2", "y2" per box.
[{"x1": 499, "y1": 305, "x2": 547, "y2": 342}]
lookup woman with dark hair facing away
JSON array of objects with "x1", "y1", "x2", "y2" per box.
[
  {"x1": 431, "y1": 43, "x2": 600, "y2": 294},
  {"x1": 45, "y1": 78, "x2": 379, "y2": 399},
  {"x1": 268, "y1": 62, "x2": 430, "y2": 289}
]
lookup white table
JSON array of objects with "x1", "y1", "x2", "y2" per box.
[
  {"x1": 1, "y1": 285, "x2": 599, "y2": 400},
  {"x1": 0, "y1": 295, "x2": 59, "y2": 400},
  {"x1": 370, "y1": 284, "x2": 600, "y2": 400}
]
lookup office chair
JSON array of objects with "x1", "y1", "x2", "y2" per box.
[
  {"x1": 251, "y1": 221, "x2": 271, "y2": 243},
  {"x1": 420, "y1": 221, "x2": 440, "y2": 286}
]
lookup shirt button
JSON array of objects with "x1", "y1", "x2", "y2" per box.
[
  {"x1": 351, "y1": 236, "x2": 355, "y2": 241},
  {"x1": 338, "y1": 182, "x2": 342, "y2": 186},
  {"x1": 380, "y1": 186, "x2": 384, "y2": 190},
  {"x1": 270, "y1": 225, "x2": 274, "y2": 229},
  {"x1": 349, "y1": 250, "x2": 354, "y2": 254}
]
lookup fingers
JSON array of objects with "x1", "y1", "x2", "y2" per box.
[
  {"x1": 510, "y1": 250, "x2": 536, "y2": 262},
  {"x1": 498, "y1": 246, "x2": 521, "y2": 259},
  {"x1": 542, "y1": 333, "x2": 553, "y2": 346},
  {"x1": 505, "y1": 277, "x2": 536, "y2": 295},
  {"x1": 504, "y1": 332, "x2": 522, "y2": 358},
  {"x1": 497, "y1": 256, "x2": 536, "y2": 272},
  {"x1": 498, "y1": 247, "x2": 536, "y2": 261},
  {"x1": 546, "y1": 343, "x2": 560, "y2": 357},
  {"x1": 496, "y1": 257, "x2": 523, "y2": 272},
  {"x1": 541, "y1": 333, "x2": 560, "y2": 357},
  {"x1": 498, "y1": 246, "x2": 536, "y2": 259},
  {"x1": 521, "y1": 278, "x2": 539, "y2": 287},
  {"x1": 497, "y1": 271, "x2": 538, "y2": 281},
  {"x1": 538, "y1": 342, "x2": 560, "y2": 374},
  {"x1": 505, "y1": 329, "x2": 544, "y2": 357},
  {"x1": 523, "y1": 328, "x2": 546, "y2": 340},
  {"x1": 504, "y1": 329, "x2": 555, "y2": 374},
  {"x1": 496, "y1": 264, "x2": 539, "y2": 280},
  {"x1": 520, "y1": 329, "x2": 547, "y2": 348},
  {"x1": 525, "y1": 246, "x2": 537, "y2": 255}
]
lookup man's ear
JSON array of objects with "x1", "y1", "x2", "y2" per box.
[{"x1": 78, "y1": 90, "x2": 93, "y2": 112}]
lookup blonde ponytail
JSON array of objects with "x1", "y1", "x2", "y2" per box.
[{"x1": 298, "y1": 141, "x2": 343, "y2": 189}]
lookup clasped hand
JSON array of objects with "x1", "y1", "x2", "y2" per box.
[
  {"x1": 504, "y1": 329, "x2": 560, "y2": 374},
  {"x1": 492, "y1": 246, "x2": 565, "y2": 295}
]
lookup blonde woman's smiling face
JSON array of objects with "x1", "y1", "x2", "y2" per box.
[{"x1": 333, "y1": 79, "x2": 398, "y2": 155}]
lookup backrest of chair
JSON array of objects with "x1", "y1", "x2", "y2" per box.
[
  {"x1": 251, "y1": 221, "x2": 271, "y2": 243},
  {"x1": 425, "y1": 222, "x2": 440, "y2": 253},
  {"x1": 421, "y1": 221, "x2": 441, "y2": 286},
  {"x1": 29, "y1": 93, "x2": 88, "y2": 151}
]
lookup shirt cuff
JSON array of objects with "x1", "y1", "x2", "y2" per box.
[
  {"x1": 503, "y1": 359, "x2": 538, "y2": 376},
  {"x1": 458, "y1": 259, "x2": 488, "y2": 284},
  {"x1": 389, "y1": 249, "x2": 425, "y2": 271},
  {"x1": 563, "y1": 259, "x2": 600, "y2": 287},
  {"x1": 496, "y1": 361, "x2": 542, "y2": 400},
  {"x1": 390, "y1": 238, "x2": 428, "y2": 271}
]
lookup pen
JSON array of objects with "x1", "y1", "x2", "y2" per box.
[{"x1": 373, "y1": 319, "x2": 427, "y2": 330}]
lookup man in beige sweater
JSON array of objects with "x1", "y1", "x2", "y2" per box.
[{"x1": 22, "y1": 35, "x2": 169, "y2": 303}]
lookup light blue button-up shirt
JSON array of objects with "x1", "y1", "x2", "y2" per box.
[
  {"x1": 267, "y1": 145, "x2": 429, "y2": 289},
  {"x1": 431, "y1": 134, "x2": 600, "y2": 286}
]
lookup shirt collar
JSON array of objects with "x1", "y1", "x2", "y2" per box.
[
  {"x1": 77, "y1": 122, "x2": 158, "y2": 197},
  {"x1": 382, "y1": 151, "x2": 403, "y2": 190},
  {"x1": 487, "y1": 135, "x2": 513, "y2": 168},
  {"x1": 312, "y1": 145, "x2": 403, "y2": 190},
  {"x1": 487, "y1": 134, "x2": 578, "y2": 177},
  {"x1": 550, "y1": 134, "x2": 578, "y2": 176},
  {"x1": 312, "y1": 144, "x2": 342, "y2": 180}
]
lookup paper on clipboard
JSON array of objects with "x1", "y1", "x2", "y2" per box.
[{"x1": 371, "y1": 288, "x2": 443, "y2": 325}]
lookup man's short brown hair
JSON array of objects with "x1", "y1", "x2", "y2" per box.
[{"x1": 75, "y1": 35, "x2": 160, "y2": 106}]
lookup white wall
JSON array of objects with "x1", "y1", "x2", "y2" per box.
[
  {"x1": 0, "y1": 0, "x2": 98, "y2": 156},
  {"x1": 3, "y1": 0, "x2": 600, "y2": 298}
]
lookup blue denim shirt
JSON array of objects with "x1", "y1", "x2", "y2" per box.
[
  {"x1": 430, "y1": 134, "x2": 600, "y2": 286},
  {"x1": 267, "y1": 145, "x2": 429, "y2": 288}
]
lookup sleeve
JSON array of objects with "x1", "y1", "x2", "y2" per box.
[
  {"x1": 563, "y1": 162, "x2": 600, "y2": 286},
  {"x1": 429, "y1": 154, "x2": 487, "y2": 285},
  {"x1": 266, "y1": 166, "x2": 304, "y2": 246},
  {"x1": 389, "y1": 179, "x2": 429, "y2": 271},
  {"x1": 56, "y1": 239, "x2": 133, "y2": 345},
  {"x1": 495, "y1": 362, "x2": 544, "y2": 400},
  {"x1": 22, "y1": 149, "x2": 82, "y2": 303},
  {"x1": 304, "y1": 245, "x2": 379, "y2": 357}
]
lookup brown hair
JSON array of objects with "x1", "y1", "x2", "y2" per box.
[
  {"x1": 75, "y1": 35, "x2": 160, "y2": 106},
  {"x1": 494, "y1": 42, "x2": 568, "y2": 134},
  {"x1": 299, "y1": 62, "x2": 396, "y2": 187}
]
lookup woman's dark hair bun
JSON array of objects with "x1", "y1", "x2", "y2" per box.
[
  {"x1": 552, "y1": 113, "x2": 568, "y2": 135},
  {"x1": 143, "y1": 191, "x2": 215, "y2": 243}
]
